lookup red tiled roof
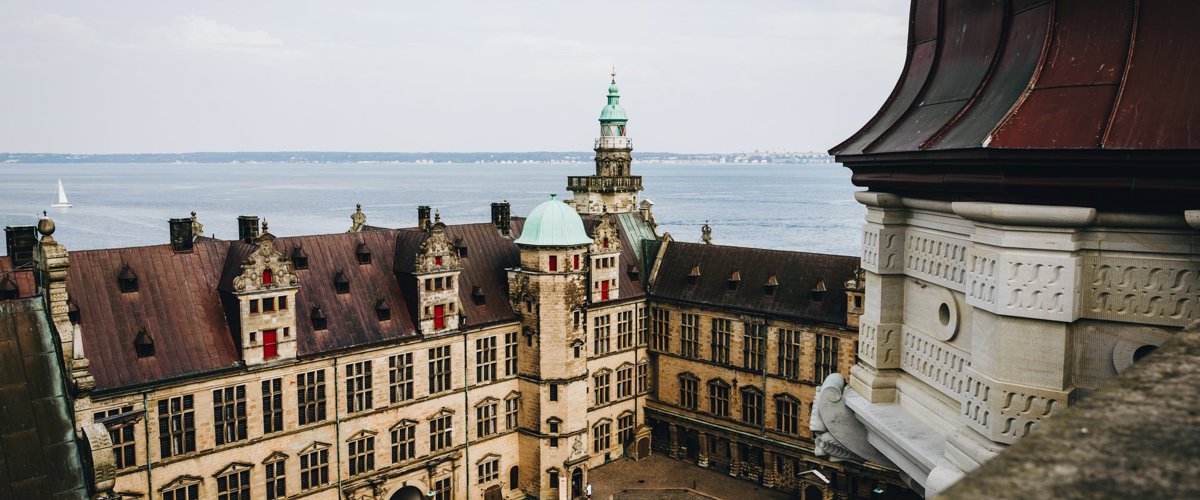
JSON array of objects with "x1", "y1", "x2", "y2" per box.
[
  {"x1": 649, "y1": 241, "x2": 859, "y2": 326},
  {"x1": 67, "y1": 240, "x2": 239, "y2": 391}
]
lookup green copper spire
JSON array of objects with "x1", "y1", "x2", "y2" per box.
[{"x1": 599, "y1": 66, "x2": 628, "y2": 124}]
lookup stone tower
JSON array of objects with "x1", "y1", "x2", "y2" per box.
[
  {"x1": 508, "y1": 195, "x2": 594, "y2": 498},
  {"x1": 568, "y1": 72, "x2": 642, "y2": 215}
]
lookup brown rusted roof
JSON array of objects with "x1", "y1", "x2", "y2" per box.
[
  {"x1": 833, "y1": 0, "x2": 1200, "y2": 211},
  {"x1": 649, "y1": 241, "x2": 859, "y2": 326},
  {"x1": 222, "y1": 230, "x2": 419, "y2": 357},
  {"x1": 0, "y1": 257, "x2": 36, "y2": 299},
  {"x1": 394, "y1": 220, "x2": 525, "y2": 328},
  {"x1": 68, "y1": 240, "x2": 239, "y2": 391}
]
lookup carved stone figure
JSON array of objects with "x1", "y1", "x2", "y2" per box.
[
  {"x1": 700, "y1": 222, "x2": 713, "y2": 245},
  {"x1": 347, "y1": 204, "x2": 366, "y2": 233},
  {"x1": 190, "y1": 211, "x2": 204, "y2": 240},
  {"x1": 810, "y1": 373, "x2": 893, "y2": 465}
]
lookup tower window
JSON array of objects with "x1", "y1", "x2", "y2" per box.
[{"x1": 549, "y1": 256, "x2": 558, "y2": 272}]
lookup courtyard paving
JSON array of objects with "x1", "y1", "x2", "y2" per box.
[{"x1": 588, "y1": 454, "x2": 792, "y2": 500}]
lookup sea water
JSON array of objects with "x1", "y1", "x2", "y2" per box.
[{"x1": 0, "y1": 162, "x2": 864, "y2": 256}]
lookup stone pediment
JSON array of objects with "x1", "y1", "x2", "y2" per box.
[
  {"x1": 233, "y1": 227, "x2": 298, "y2": 292},
  {"x1": 414, "y1": 221, "x2": 462, "y2": 274},
  {"x1": 590, "y1": 216, "x2": 622, "y2": 254}
]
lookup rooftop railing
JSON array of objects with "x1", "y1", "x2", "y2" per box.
[
  {"x1": 566, "y1": 175, "x2": 643, "y2": 192},
  {"x1": 595, "y1": 137, "x2": 633, "y2": 150}
]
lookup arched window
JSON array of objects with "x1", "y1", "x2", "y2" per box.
[
  {"x1": 509, "y1": 466, "x2": 519, "y2": 489},
  {"x1": 262, "y1": 268, "x2": 273, "y2": 285}
]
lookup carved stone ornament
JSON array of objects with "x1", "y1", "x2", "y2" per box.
[
  {"x1": 190, "y1": 211, "x2": 204, "y2": 240},
  {"x1": 233, "y1": 228, "x2": 298, "y2": 292},
  {"x1": 569, "y1": 434, "x2": 586, "y2": 461},
  {"x1": 347, "y1": 204, "x2": 366, "y2": 233},
  {"x1": 810, "y1": 373, "x2": 893, "y2": 465},
  {"x1": 590, "y1": 215, "x2": 622, "y2": 254},
  {"x1": 414, "y1": 221, "x2": 463, "y2": 273},
  {"x1": 85, "y1": 421, "x2": 118, "y2": 495}
]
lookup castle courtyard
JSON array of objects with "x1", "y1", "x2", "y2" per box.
[{"x1": 588, "y1": 454, "x2": 792, "y2": 500}]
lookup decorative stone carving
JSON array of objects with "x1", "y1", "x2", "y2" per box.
[
  {"x1": 590, "y1": 215, "x2": 622, "y2": 254},
  {"x1": 84, "y1": 421, "x2": 117, "y2": 495},
  {"x1": 233, "y1": 223, "x2": 298, "y2": 292},
  {"x1": 901, "y1": 327, "x2": 971, "y2": 402},
  {"x1": 862, "y1": 225, "x2": 904, "y2": 274},
  {"x1": 1081, "y1": 256, "x2": 1200, "y2": 327},
  {"x1": 36, "y1": 214, "x2": 95, "y2": 394},
  {"x1": 347, "y1": 204, "x2": 366, "y2": 233},
  {"x1": 961, "y1": 369, "x2": 1072, "y2": 444},
  {"x1": 965, "y1": 247, "x2": 999, "y2": 310},
  {"x1": 810, "y1": 373, "x2": 894, "y2": 465},
  {"x1": 190, "y1": 211, "x2": 204, "y2": 240},
  {"x1": 414, "y1": 220, "x2": 463, "y2": 273},
  {"x1": 700, "y1": 222, "x2": 712, "y2": 245},
  {"x1": 1001, "y1": 258, "x2": 1073, "y2": 321},
  {"x1": 857, "y1": 319, "x2": 901, "y2": 370},
  {"x1": 569, "y1": 434, "x2": 586, "y2": 461},
  {"x1": 905, "y1": 230, "x2": 969, "y2": 292}
]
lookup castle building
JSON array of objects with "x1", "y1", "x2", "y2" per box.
[
  {"x1": 1, "y1": 77, "x2": 912, "y2": 500},
  {"x1": 811, "y1": 1, "x2": 1200, "y2": 498}
]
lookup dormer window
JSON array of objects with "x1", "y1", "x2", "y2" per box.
[
  {"x1": 764, "y1": 274, "x2": 779, "y2": 296},
  {"x1": 472, "y1": 285, "x2": 486, "y2": 305},
  {"x1": 67, "y1": 298, "x2": 80, "y2": 323},
  {"x1": 134, "y1": 329, "x2": 154, "y2": 358},
  {"x1": 811, "y1": 279, "x2": 827, "y2": 302},
  {"x1": 627, "y1": 265, "x2": 639, "y2": 281},
  {"x1": 375, "y1": 298, "x2": 391, "y2": 321},
  {"x1": 311, "y1": 306, "x2": 328, "y2": 330},
  {"x1": 727, "y1": 271, "x2": 741, "y2": 290},
  {"x1": 262, "y1": 268, "x2": 273, "y2": 286},
  {"x1": 0, "y1": 276, "x2": 17, "y2": 300},
  {"x1": 291, "y1": 246, "x2": 308, "y2": 270},
  {"x1": 454, "y1": 237, "x2": 468, "y2": 258},
  {"x1": 687, "y1": 265, "x2": 701, "y2": 285},
  {"x1": 118, "y1": 265, "x2": 138, "y2": 293},
  {"x1": 334, "y1": 271, "x2": 350, "y2": 294},
  {"x1": 356, "y1": 243, "x2": 371, "y2": 265}
]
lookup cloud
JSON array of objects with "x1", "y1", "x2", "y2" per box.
[
  {"x1": 151, "y1": 15, "x2": 300, "y2": 60},
  {"x1": 19, "y1": 14, "x2": 95, "y2": 41}
]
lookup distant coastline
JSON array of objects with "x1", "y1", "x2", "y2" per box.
[{"x1": 0, "y1": 151, "x2": 834, "y2": 165}]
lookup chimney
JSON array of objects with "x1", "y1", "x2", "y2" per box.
[
  {"x1": 237, "y1": 216, "x2": 259, "y2": 243},
  {"x1": 4, "y1": 225, "x2": 37, "y2": 268},
  {"x1": 168, "y1": 218, "x2": 194, "y2": 253},
  {"x1": 418, "y1": 206, "x2": 431, "y2": 230},
  {"x1": 491, "y1": 201, "x2": 511, "y2": 235}
]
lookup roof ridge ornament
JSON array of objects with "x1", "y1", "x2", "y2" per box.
[{"x1": 348, "y1": 204, "x2": 366, "y2": 233}]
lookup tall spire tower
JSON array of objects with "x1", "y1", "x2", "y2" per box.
[{"x1": 568, "y1": 70, "x2": 642, "y2": 214}]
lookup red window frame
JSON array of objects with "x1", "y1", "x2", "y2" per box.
[
  {"x1": 262, "y1": 268, "x2": 273, "y2": 285},
  {"x1": 434, "y1": 305, "x2": 446, "y2": 329},
  {"x1": 549, "y1": 256, "x2": 558, "y2": 272},
  {"x1": 600, "y1": 280, "x2": 610, "y2": 301},
  {"x1": 573, "y1": 255, "x2": 579, "y2": 270},
  {"x1": 263, "y1": 329, "x2": 278, "y2": 358}
]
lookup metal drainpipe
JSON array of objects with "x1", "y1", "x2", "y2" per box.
[
  {"x1": 334, "y1": 357, "x2": 343, "y2": 495},
  {"x1": 461, "y1": 320, "x2": 472, "y2": 498},
  {"x1": 143, "y1": 391, "x2": 152, "y2": 500},
  {"x1": 760, "y1": 322, "x2": 767, "y2": 438}
]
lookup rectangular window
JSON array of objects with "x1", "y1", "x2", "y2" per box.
[
  {"x1": 618, "y1": 413, "x2": 635, "y2": 445},
  {"x1": 744, "y1": 323, "x2": 766, "y2": 371},
  {"x1": 593, "y1": 371, "x2": 611, "y2": 406},
  {"x1": 548, "y1": 255, "x2": 557, "y2": 271},
  {"x1": 711, "y1": 318, "x2": 731, "y2": 364},
  {"x1": 478, "y1": 457, "x2": 500, "y2": 483},
  {"x1": 389, "y1": 352, "x2": 414, "y2": 403},
  {"x1": 637, "y1": 362, "x2": 650, "y2": 394},
  {"x1": 815, "y1": 335, "x2": 840, "y2": 382},
  {"x1": 651, "y1": 307, "x2": 670, "y2": 351},
  {"x1": 213, "y1": 385, "x2": 248, "y2": 446},
  {"x1": 216, "y1": 468, "x2": 249, "y2": 500},
  {"x1": 429, "y1": 345, "x2": 452, "y2": 394},
  {"x1": 392, "y1": 423, "x2": 416, "y2": 463},
  {"x1": 430, "y1": 414, "x2": 453, "y2": 452},
  {"x1": 476, "y1": 336, "x2": 497, "y2": 384},
  {"x1": 265, "y1": 459, "x2": 286, "y2": 500},
  {"x1": 300, "y1": 447, "x2": 330, "y2": 490},
  {"x1": 775, "y1": 397, "x2": 799, "y2": 435},
  {"x1": 778, "y1": 328, "x2": 802, "y2": 379},
  {"x1": 93, "y1": 406, "x2": 136, "y2": 469},
  {"x1": 573, "y1": 254, "x2": 580, "y2": 270},
  {"x1": 279, "y1": 295, "x2": 287, "y2": 310},
  {"x1": 636, "y1": 307, "x2": 648, "y2": 345},
  {"x1": 617, "y1": 365, "x2": 633, "y2": 398},
  {"x1": 434, "y1": 477, "x2": 452, "y2": 500},
  {"x1": 504, "y1": 331, "x2": 518, "y2": 376},
  {"x1": 249, "y1": 299, "x2": 259, "y2": 314},
  {"x1": 593, "y1": 314, "x2": 611, "y2": 355},
  {"x1": 592, "y1": 421, "x2": 611, "y2": 453},
  {"x1": 505, "y1": 397, "x2": 519, "y2": 430},
  {"x1": 162, "y1": 484, "x2": 199, "y2": 500},
  {"x1": 349, "y1": 435, "x2": 375, "y2": 476},
  {"x1": 680, "y1": 313, "x2": 699, "y2": 358},
  {"x1": 679, "y1": 377, "x2": 698, "y2": 410},
  {"x1": 262, "y1": 328, "x2": 278, "y2": 359},
  {"x1": 298, "y1": 369, "x2": 327, "y2": 426},
  {"x1": 709, "y1": 382, "x2": 730, "y2": 417},
  {"x1": 262, "y1": 378, "x2": 284, "y2": 435},
  {"x1": 549, "y1": 420, "x2": 560, "y2": 448},
  {"x1": 477, "y1": 402, "x2": 498, "y2": 438},
  {"x1": 617, "y1": 310, "x2": 633, "y2": 349},
  {"x1": 742, "y1": 389, "x2": 764, "y2": 426},
  {"x1": 263, "y1": 296, "x2": 275, "y2": 312},
  {"x1": 345, "y1": 360, "x2": 373, "y2": 413},
  {"x1": 433, "y1": 304, "x2": 446, "y2": 329},
  {"x1": 549, "y1": 383, "x2": 558, "y2": 402},
  {"x1": 600, "y1": 279, "x2": 610, "y2": 300}
]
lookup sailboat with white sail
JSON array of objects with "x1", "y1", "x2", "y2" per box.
[{"x1": 51, "y1": 179, "x2": 72, "y2": 208}]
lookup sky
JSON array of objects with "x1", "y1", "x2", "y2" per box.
[{"x1": 0, "y1": 1, "x2": 909, "y2": 154}]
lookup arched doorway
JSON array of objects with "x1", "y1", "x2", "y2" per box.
[
  {"x1": 571, "y1": 467, "x2": 584, "y2": 498},
  {"x1": 391, "y1": 485, "x2": 424, "y2": 500},
  {"x1": 804, "y1": 484, "x2": 824, "y2": 500}
]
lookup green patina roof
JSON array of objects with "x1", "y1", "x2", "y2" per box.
[
  {"x1": 514, "y1": 195, "x2": 592, "y2": 247},
  {"x1": 599, "y1": 78, "x2": 628, "y2": 124}
]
